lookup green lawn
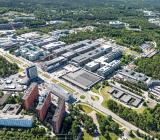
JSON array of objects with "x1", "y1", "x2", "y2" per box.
[
  {"x1": 91, "y1": 95, "x2": 99, "y2": 101},
  {"x1": 83, "y1": 131, "x2": 93, "y2": 140},
  {"x1": 133, "y1": 106, "x2": 146, "y2": 114},
  {"x1": 99, "y1": 135, "x2": 106, "y2": 140},
  {"x1": 99, "y1": 133, "x2": 118, "y2": 140},
  {"x1": 101, "y1": 86, "x2": 112, "y2": 108},
  {"x1": 80, "y1": 95, "x2": 86, "y2": 99},
  {"x1": 78, "y1": 104, "x2": 93, "y2": 114},
  {"x1": 110, "y1": 132, "x2": 118, "y2": 140},
  {"x1": 52, "y1": 78, "x2": 59, "y2": 83},
  {"x1": 91, "y1": 87, "x2": 99, "y2": 93},
  {"x1": 58, "y1": 83, "x2": 75, "y2": 93}
]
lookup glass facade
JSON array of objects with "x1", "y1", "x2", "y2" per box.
[{"x1": 0, "y1": 118, "x2": 33, "y2": 127}]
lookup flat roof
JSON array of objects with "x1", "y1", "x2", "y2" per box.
[
  {"x1": 44, "y1": 56, "x2": 66, "y2": 67},
  {"x1": 120, "y1": 94, "x2": 132, "y2": 103},
  {"x1": 0, "y1": 113, "x2": 33, "y2": 120},
  {"x1": 72, "y1": 47, "x2": 106, "y2": 63},
  {"x1": 22, "y1": 82, "x2": 37, "y2": 100},
  {"x1": 62, "y1": 69, "x2": 102, "y2": 90},
  {"x1": 119, "y1": 69, "x2": 149, "y2": 82},
  {"x1": 85, "y1": 61, "x2": 100, "y2": 67},
  {"x1": 36, "y1": 92, "x2": 50, "y2": 110},
  {"x1": 2, "y1": 104, "x2": 21, "y2": 115}
]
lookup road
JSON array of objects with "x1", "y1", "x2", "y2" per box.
[{"x1": 0, "y1": 49, "x2": 151, "y2": 137}]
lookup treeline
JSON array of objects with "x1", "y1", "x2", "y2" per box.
[
  {"x1": 61, "y1": 105, "x2": 97, "y2": 139},
  {"x1": 60, "y1": 26, "x2": 152, "y2": 47},
  {"x1": 135, "y1": 54, "x2": 160, "y2": 79},
  {"x1": 0, "y1": 124, "x2": 53, "y2": 140},
  {"x1": 107, "y1": 100, "x2": 160, "y2": 139},
  {"x1": 0, "y1": 57, "x2": 19, "y2": 77},
  {"x1": 96, "y1": 113, "x2": 122, "y2": 139}
]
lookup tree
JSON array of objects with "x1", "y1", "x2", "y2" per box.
[
  {"x1": 104, "y1": 131, "x2": 111, "y2": 140},
  {"x1": 71, "y1": 120, "x2": 80, "y2": 138}
]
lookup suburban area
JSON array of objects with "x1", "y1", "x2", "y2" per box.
[{"x1": 0, "y1": 0, "x2": 159, "y2": 140}]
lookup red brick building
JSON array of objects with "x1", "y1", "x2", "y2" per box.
[
  {"x1": 52, "y1": 98, "x2": 65, "y2": 134},
  {"x1": 36, "y1": 92, "x2": 51, "y2": 122},
  {"x1": 22, "y1": 82, "x2": 39, "y2": 110}
]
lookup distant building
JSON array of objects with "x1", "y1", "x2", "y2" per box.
[
  {"x1": 52, "y1": 98, "x2": 65, "y2": 134},
  {"x1": 109, "y1": 21, "x2": 126, "y2": 28},
  {"x1": 22, "y1": 82, "x2": 39, "y2": 110},
  {"x1": 0, "y1": 22, "x2": 23, "y2": 30},
  {"x1": 41, "y1": 41, "x2": 65, "y2": 53},
  {"x1": 36, "y1": 92, "x2": 51, "y2": 122}
]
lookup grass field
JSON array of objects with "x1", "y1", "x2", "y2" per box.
[
  {"x1": 78, "y1": 104, "x2": 93, "y2": 114},
  {"x1": 100, "y1": 86, "x2": 112, "y2": 108},
  {"x1": 133, "y1": 106, "x2": 146, "y2": 114},
  {"x1": 91, "y1": 87, "x2": 99, "y2": 93},
  {"x1": 83, "y1": 130, "x2": 93, "y2": 140},
  {"x1": 52, "y1": 78, "x2": 59, "y2": 83},
  {"x1": 80, "y1": 95, "x2": 86, "y2": 99},
  {"x1": 99, "y1": 133, "x2": 118, "y2": 140},
  {"x1": 91, "y1": 95, "x2": 99, "y2": 101},
  {"x1": 58, "y1": 83, "x2": 75, "y2": 93}
]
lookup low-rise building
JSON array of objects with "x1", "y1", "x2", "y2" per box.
[{"x1": 0, "y1": 104, "x2": 33, "y2": 128}]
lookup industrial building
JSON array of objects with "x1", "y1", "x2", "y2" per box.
[
  {"x1": 22, "y1": 82, "x2": 39, "y2": 110},
  {"x1": 61, "y1": 69, "x2": 103, "y2": 90},
  {"x1": 52, "y1": 97, "x2": 65, "y2": 134},
  {"x1": 36, "y1": 92, "x2": 51, "y2": 122}
]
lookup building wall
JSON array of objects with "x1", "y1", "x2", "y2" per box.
[
  {"x1": 23, "y1": 84, "x2": 39, "y2": 110},
  {"x1": 36, "y1": 93, "x2": 51, "y2": 122},
  {"x1": 0, "y1": 118, "x2": 33, "y2": 128},
  {"x1": 52, "y1": 99, "x2": 65, "y2": 134}
]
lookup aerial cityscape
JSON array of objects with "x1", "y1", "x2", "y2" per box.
[{"x1": 0, "y1": 0, "x2": 159, "y2": 140}]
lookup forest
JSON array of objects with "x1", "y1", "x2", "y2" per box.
[
  {"x1": 135, "y1": 55, "x2": 160, "y2": 79},
  {"x1": 0, "y1": 57, "x2": 19, "y2": 77},
  {"x1": 107, "y1": 100, "x2": 160, "y2": 139}
]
